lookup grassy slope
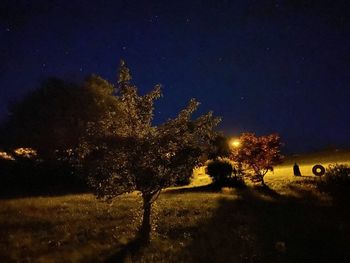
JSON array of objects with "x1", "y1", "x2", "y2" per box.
[
  {"x1": 1, "y1": 153, "x2": 350, "y2": 263},
  {"x1": 283, "y1": 149, "x2": 350, "y2": 166}
]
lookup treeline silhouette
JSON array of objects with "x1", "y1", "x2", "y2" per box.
[
  {"x1": 0, "y1": 158, "x2": 87, "y2": 199},
  {"x1": 0, "y1": 76, "x2": 106, "y2": 198}
]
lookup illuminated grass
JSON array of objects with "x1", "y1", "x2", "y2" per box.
[{"x1": 264, "y1": 153, "x2": 350, "y2": 199}]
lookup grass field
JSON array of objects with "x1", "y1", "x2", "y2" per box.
[{"x1": 1, "y1": 151, "x2": 350, "y2": 263}]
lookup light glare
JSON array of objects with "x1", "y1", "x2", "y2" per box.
[{"x1": 231, "y1": 139, "x2": 241, "y2": 148}]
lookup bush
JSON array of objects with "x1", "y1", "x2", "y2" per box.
[
  {"x1": 317, "y1": 163, "x2": 350, "y2": 198},
  {"x1": 174, "y1": 170, "x2": 193, "y2": 186},
  {"x1": 206, "y1": 158, "x2": 233, "y2": 186}
]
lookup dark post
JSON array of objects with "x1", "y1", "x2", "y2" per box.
[{"x1": 293, "y1": 163, "x2": 302, "y2": 176}]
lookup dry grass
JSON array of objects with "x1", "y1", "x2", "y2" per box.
[{"x1": 1, "y1": 153, "x2": 350, "y2": 262}]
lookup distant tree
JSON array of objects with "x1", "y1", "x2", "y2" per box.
[
  {"x1": 0, "y1": 73, "x2": 131, "y2": 196},
  {"x1": 207, "y1": 134, "x2": 231, "y2": 160},
  {"x1": 77, "y1": 60, "x2": 220, "y2": 242},
  {"x1": 0, "y1": 75, "x2": 121, "y2": 161},
  {"x1": 230, "y1": 133, "x2": 283, "y2": 185}
]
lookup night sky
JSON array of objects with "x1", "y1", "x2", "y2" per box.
[{"x1": 1, "y1": 0, "x2": 350, "y2": 153}]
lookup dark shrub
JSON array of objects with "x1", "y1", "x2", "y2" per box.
[
  {"x1": 317, "y1": 163, "x2": 350, "y2": 199},
  {"x1": 174, "y1": 169, "x2": 193, "y2": 186},
  {"x1": 206, "y1": 158, "x2": 233, "y2": 186}
]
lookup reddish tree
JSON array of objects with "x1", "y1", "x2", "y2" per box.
[{"x1": 230, "y1": 133, "x2": 283, "y2": 185}]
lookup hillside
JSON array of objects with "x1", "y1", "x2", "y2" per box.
[{"x1": 0, "y1": 154, "x2": 350, "y2": 262}]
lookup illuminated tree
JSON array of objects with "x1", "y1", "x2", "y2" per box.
[
  {"x1": 230, "y1": 133, "x2": 283, "y2": 185},
  {"x1": 78, "y1": 60, "x2": 220, "y2": 242}
]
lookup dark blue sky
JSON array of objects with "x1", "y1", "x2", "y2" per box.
[{"x1": 1, "y1": 0, "x2": 350, "y2": 153}]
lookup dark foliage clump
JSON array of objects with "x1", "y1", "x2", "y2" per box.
[
  {"x1": 0, "y1": 158, "x2": 87, "y2": 198},
  {"x1": 317, "y1": 164, "x2": 350, "y2": 196},
  {"x1": 207, "y1": 135, "x2": 231, "y2": 160},
  {"x1": 206, "y1": 158, "x2": 233, "y2": 186},
  {"x1": 173, "y1": 172, "x2": 193, "y2": 186}
]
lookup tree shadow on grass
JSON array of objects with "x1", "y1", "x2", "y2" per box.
[
  {"x1": 103, "y1": 236, "x2": 145, "y2": 263},
  {"x1": 175, "y1": 185, "x2": 350, "y2": 263},
  {"x1": 163, "y1": 184, "x2": 220, "y2": 195},
  {"x1": 164, "y1": 182, "x2": 246, "y2": 195},
  {"x1": 252, "y1": 184, "x2": 284, "y2": 200}
]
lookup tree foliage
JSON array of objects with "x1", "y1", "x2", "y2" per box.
[
  {"x1": 230, "y1": 133, "x2": 283, "y2": 185},
  {"x1": 0, "y1": 76, "x2": 121, "y2": 194},
  {"x1": 77, "y1": 60, "x2": 221, "y2": 241},
  {"x1": 206, "y1": 158, "x2": 233, "y2": 186},
  {"x1": 317, "y1": 163, "x2": 350, "y2": 198},
  {"x1": 0, "y1": 75, "x2": 120, "y2": 160},
  {"x1": 206, "y1": 134, "x2": 231, "y2": 160}
]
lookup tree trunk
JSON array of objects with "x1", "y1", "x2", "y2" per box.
[
  {"x1": 139, "y1": 194, "x2": 152, "y2": 243},
  {"x1": 261, "y1": 170, "x2": 268, "y2": 186}
]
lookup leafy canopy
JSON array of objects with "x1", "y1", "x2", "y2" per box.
[
  {"x1": 78, "y1": 60, "x2": 221, "y2": 200},
  {"x1": 230, "y1": 133, "x2": 283, "y2": 184},
  {"x1": 0, "y1": 76, "x2": 120, "y2": 159}
]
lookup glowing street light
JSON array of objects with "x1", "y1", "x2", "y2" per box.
[{"x1": 230, "y1": 139, "x2": 241, "y2": 148}]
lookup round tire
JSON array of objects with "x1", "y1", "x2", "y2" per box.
[{"x1": 312, "y1": 164, "x2": 325, "y2": 176}]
